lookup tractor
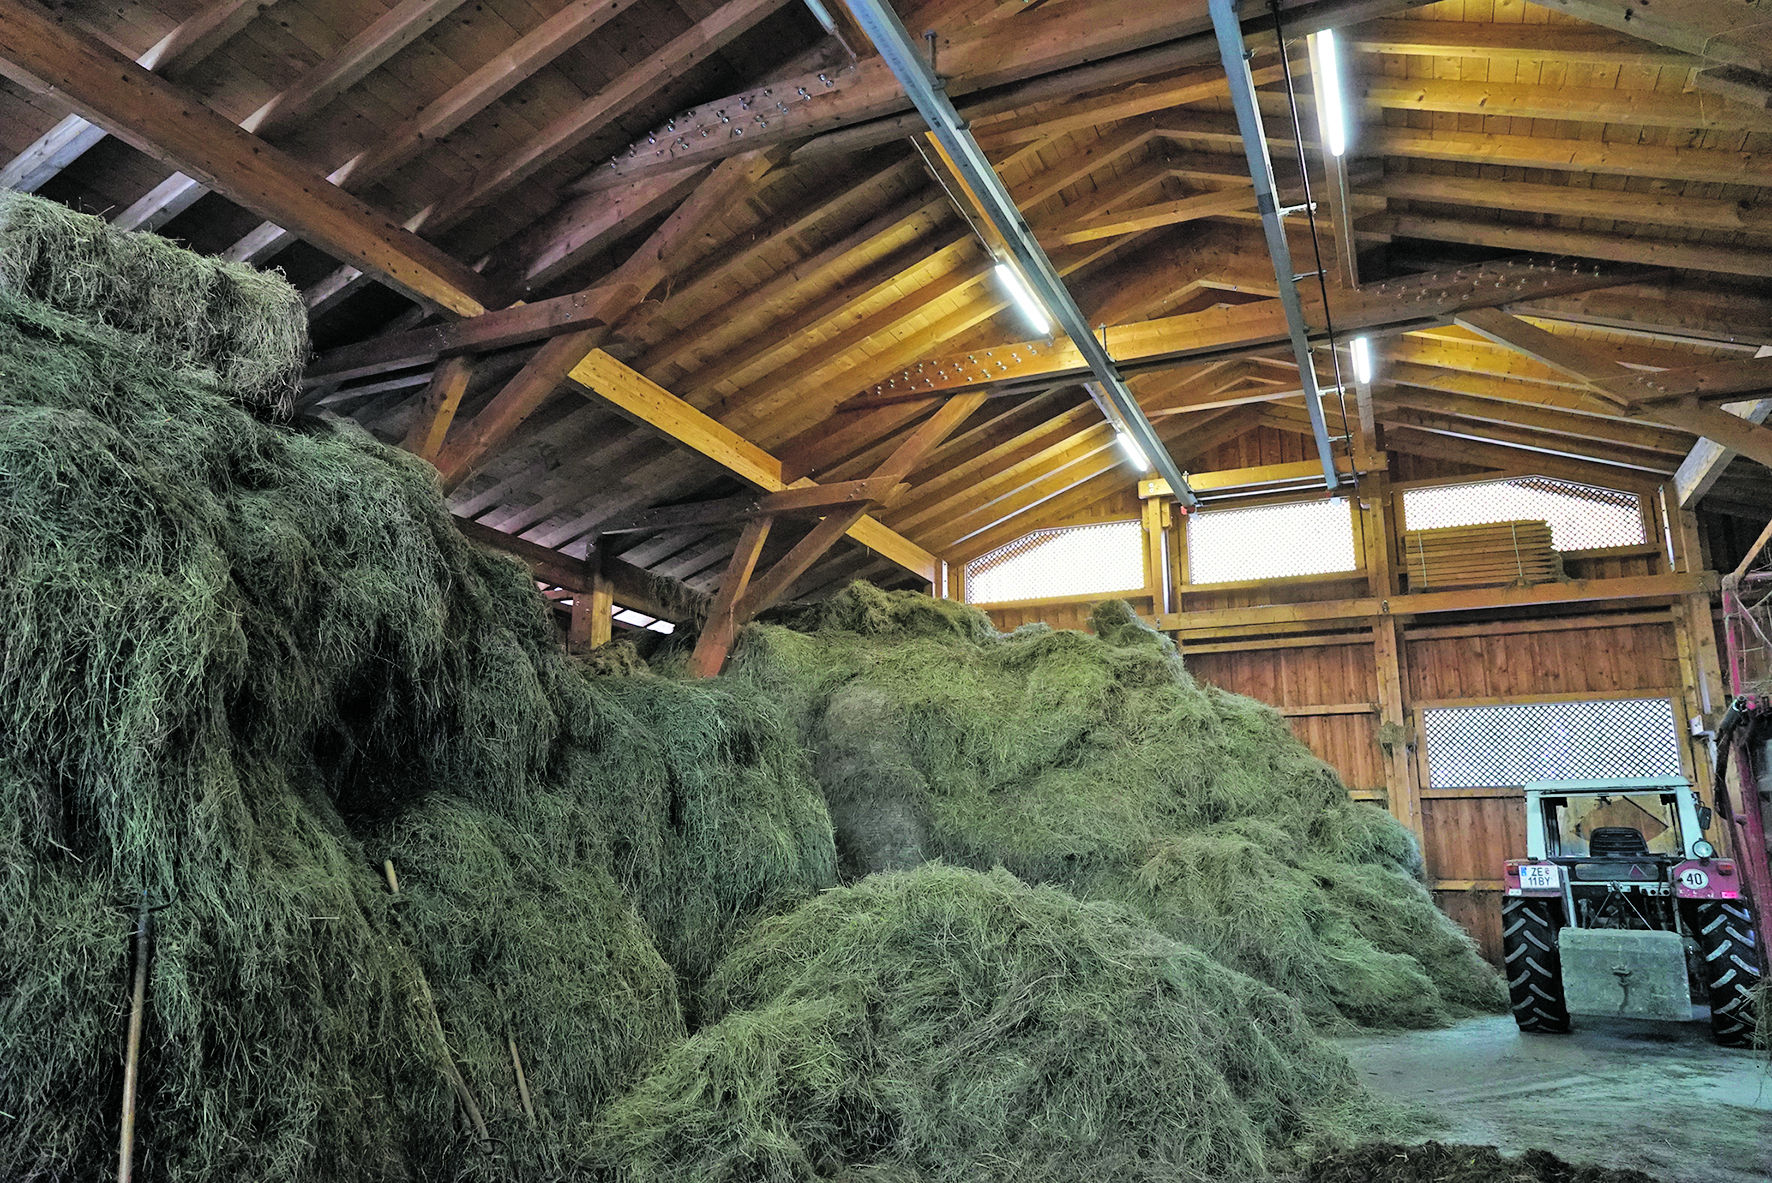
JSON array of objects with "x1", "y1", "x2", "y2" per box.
[{"x1": 1501, "y1": 776, "x2": 1763, "y2": 1047}]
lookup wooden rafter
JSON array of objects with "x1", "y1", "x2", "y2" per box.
[
  {"x1": 1453, "y1": 310, "x2": 1772, "y2": 473},
  {"x1": 0, "y1": 0, "x2": 271, "y2": 193},
  {"x1": 0, "y1": 0, "x2": 489, "y2": 315},
  {"x1": 687, "y1": 392, "x2": 986, "y2": 676}
]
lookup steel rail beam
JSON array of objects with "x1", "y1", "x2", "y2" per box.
[
  {"x1": 835, "y1": 0, "x2": 1200, "y2": 506},
  {"x1": 1208, "y1": 0, "x2": 1341, "y2": 490}
]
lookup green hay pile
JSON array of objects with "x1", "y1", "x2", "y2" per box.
[
  {"x1": 0, "y1": 199, "x2": 834, "y2": 1181},
  {"x1": 729, "y1": 586, "x2": 1505, "y2": 1030},
  {"x1": 0, "y1": 191, "x2": 306, "y2": 413},
  {"x1": 596, "y1": 865, "x2": 1403, "y2": 1183}
]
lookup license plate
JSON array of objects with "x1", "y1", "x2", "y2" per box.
[{"x1": 1519, "y1": 864, "x2": 1560, "y2": 890}]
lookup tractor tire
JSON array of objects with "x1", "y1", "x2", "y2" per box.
[
  {"x1": 1502, "y1": 896, "x2": 1569, "y2": 1034},
  {"x1": 1692, "y1": 900, "x2": 1763, "y2": 1048}
]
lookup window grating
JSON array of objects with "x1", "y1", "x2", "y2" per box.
[
  {"x1": 1403, "y1": 477, "x2": 1644, "y2": 551},
  {"x1": 1420, "y1": 698, "x2": 1682, "y2": 789},
  {"x1": 1186, "y1": 498, "x2": 1357, "y2": 584},
  {"x1": 965, "y1": 519, "x2": 1144, "y2": 603}
]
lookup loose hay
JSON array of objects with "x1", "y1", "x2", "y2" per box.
[
  {"x1": 3, "y1": 199, "x2": 1497, "y2": 1182},
  {"x1": 0, "y1": 191, "x2": 306, "y2": 413},
  {"x1": 1299, "y1": 1141, "x2": 1660, "y2": 1183},
  {"x1": 729, "y1": 586, "x2": 1505, "y2": 1029},
  {"x1": 596, "y1": 865, "x2": 1405, "y2": 1183},
  {"x1": 0, "y1": 209, "x2": 833, "y2": 1181}
]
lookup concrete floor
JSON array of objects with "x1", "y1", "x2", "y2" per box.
[{"x1": 1340, "y1": 1015, "x2": 1771, "y2": 1183}]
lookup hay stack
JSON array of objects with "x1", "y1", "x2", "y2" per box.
[
  {"x1": 596, "y1": 865, "x2": 1403, "y2": 1182},
  {"x1": 0, "y1": 193, "x2": 307, "y2": 414},
  {"x1": 729, "y1": 586, "x2": 1505, "y2": 1029},
  {"x1": 0, "y1": 195, "x2": 834, "y2": 1181}
]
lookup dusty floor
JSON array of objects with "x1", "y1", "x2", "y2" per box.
[{"x1": 1341, "y1": 1015, "x2": 1771, "y2": 1183}]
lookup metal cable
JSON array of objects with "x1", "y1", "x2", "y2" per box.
[{"x1": 1269, "y1": 0, "x2": 1359, "y2": 494}]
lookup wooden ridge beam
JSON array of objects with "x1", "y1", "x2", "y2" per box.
[
  {"x1": 1454, "y1": 310, "x2": 1772, "y2": 473},
  {"x1": 0, "y1": 0, "x2": 489, "y2": 316},
  {"x1": 1513, "y1": 282, "x2": 1772, "y2": 350},
  {"x1": 1673, "y1": 348, "x2": 1772, "y2": 507},
  {"x1": 1365, "y1": 174, "x2": 1772, "y2": 238},
  {"x1": 577, "y1": 0, "x2": 1411, "y2": 191},
  {"x1": 1368, "y1": 213, "x2": 1772, "y2": 279},
  {"x1": 418, "y1": 0, "x2": 789, "y2": 235},
  {"x1": 452, "y1": 514, "x2": 708, "y2": 622},
  {"x1": 1356, "y1": 126, "x2": 1768, "y2": 187},
  {"x1": 1358, "y1": 76, "x2": 1772, "y2": 133},
  {"x1": 592, "y1": 480, "x2": 896, "y2": 535},
  {"x1": 1534, "y1": 0, "x2": 1772, "y2": 77},
  {"x1": 1347, "y1": 18, "x2": 1694, "y2": 63}
]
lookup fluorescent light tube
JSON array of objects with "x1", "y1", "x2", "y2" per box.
[
  {"x1": 995, "y1": 262, "x2": 1051, "y2": 337},
  {"x1": 1350, "y1": 336, "x2": 1373, "y2": 384},
  {"x1": 1117, "y1": 431, "x2": 1149, "y2": 471},
  {"x1": 1312, "y1": 29, "x2": 1349, "y2": 158}
]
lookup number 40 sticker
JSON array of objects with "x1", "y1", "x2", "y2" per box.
[{"x1": 1678, "y1": 868, "x2": 1710, "y2": 890}]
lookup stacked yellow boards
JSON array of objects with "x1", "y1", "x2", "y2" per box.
[{"x1": 1401, "y1": 520, "x2": 1561, "y2": 589}]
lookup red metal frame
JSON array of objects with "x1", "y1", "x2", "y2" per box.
[{"x1": 1717, "y1": 580, "x2": 1772, "y2": 962}]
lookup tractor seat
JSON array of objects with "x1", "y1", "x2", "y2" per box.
[{"x1": 1587, "y1": 826, "x2": 1651, "y2": 856}]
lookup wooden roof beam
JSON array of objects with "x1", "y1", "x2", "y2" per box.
[
  {"x1": 417, "y1": 0, "x2": 790, "y2": 236},
  {"x1": 1367, "y1": 213, "x2": 1772, "y2": 280},
  {"x1": 0, "y1": 0, "x2": 488, "y2": 316},
  {"x1": 0, "y1": 0, "x2": 271, "y2": 193},
  {"x1": 115, "y1": 0, "x2": 476, "y2": 231},
  {"x1": 226, "y1": 0, "x2": 650, "y2": 268},
  {"x1": 847, "y1": 258, "x2": 1636, "y2": 403},
  {"x1": 576, "y1": 0, "x2": 1407, "y2": 191},
  {"x1": 1455, "y1": 309, "x2": 1772, "y2": 475},
  {"x1": 1347, "y1": 18, "x2": 1696, "y2": 63}
]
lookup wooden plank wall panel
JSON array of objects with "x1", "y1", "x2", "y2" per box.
[
  {"x1": 1437, "y1": 891, "x2": 1503, "y2": 965},
  {"x1": 1421, "y1": 797, "x2": 1526, "y2": 882},
  {"x1": 1407, "y1": 622, "x2": 1679, "y2": 701},
  {"x1": 1185, "y1": 645, "x2": 1385, "y2": 793},
  {"x1": 982, "y1": 593, "x2": 1155, "y2": 633}
]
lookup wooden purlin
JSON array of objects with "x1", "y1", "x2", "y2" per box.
[{"x1": 839, "y1": 260, "x2": 1640, "y2": 405}]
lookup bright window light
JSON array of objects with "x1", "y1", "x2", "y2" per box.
[
  {"x1": 995, "y1": 262, "x2": 1051, "y2": 337},
  {"x1": 1117, "y1": 431, "x2": 1150, "y2": 471},
  {"x1": 1350, "y1": 336, "x2": 1373, "y2": 384},
  {"x1": 1312, "y1": 28, "x2": 1349, "y2": 158},
  {"x1": 1187, "y1": 498, "x2": 1357, "y2": 584}
]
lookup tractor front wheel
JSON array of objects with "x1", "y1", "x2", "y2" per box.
[
  {"x1": 1691, "y1": 900, "x2": 1762, "y2": 1048},
  {"x1": 1502, "y1": 896, "x2": 1569, "y2": 1034}
]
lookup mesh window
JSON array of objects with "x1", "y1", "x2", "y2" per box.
[
  {"x1": 1186, "y1": 498, "x2": 1357, "y2": 584},
  {"x1": 1403, "y1": 477, "x2": 1644, "y2": 550},
  {"x1": 1420, "y1": 698, "x2": 1683, "y2": 789},
  {"x1": 965, "y1": 520, "x2": 1144, "y2": 604}
]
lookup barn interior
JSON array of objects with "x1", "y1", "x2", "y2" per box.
[{"x1": 1, "y1": 0, "x2": 1770, "y2": 1180}]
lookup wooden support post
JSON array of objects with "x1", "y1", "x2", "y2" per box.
[
  {"x1": 402, "y1": 356, "x2": 474, "y2": 462},
  {"x1": 946, "y1": 561, "x2": 966, "y2": 603},
  {"x1": 567, "y1": 569, "x2": 613, "y2": 653},
  {"x1": 689, "y1": 516, "x2": 773, "y2": 678},
  {"x1": 1141, "y1": 493, "x2": 1170, "y2": 613},
  {"x1": 1363, "y1": 474, "x2": 1423, "y2": 843}
]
